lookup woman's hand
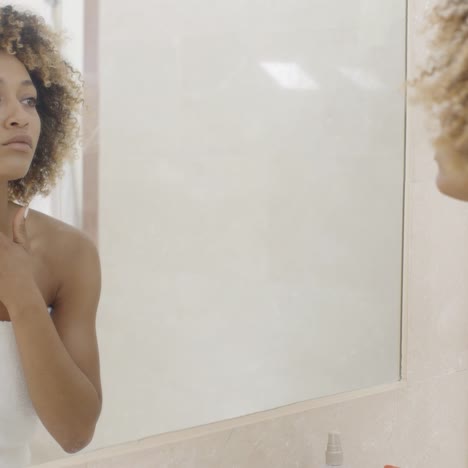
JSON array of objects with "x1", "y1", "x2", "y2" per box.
[{"x1": 0, "y1": 205, "x2": 36, "y2": 309}]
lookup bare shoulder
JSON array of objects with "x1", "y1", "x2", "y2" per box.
[
  {"x1": 28, "y1": 208, "x2": 101, "y2": 299},
  {"x1": 29, "y1": 208, "x2": 95, "y2": 252}
]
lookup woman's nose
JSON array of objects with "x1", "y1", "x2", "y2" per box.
[
  {"x1": 3, "y1": 101, "x2": 29, "y2": 128},
  {"x1": 6, "y1": 118, "x2": 28, "y2": 128}
]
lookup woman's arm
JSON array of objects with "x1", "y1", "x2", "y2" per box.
[{"x1": 7, "y1": 230, "x2": 102, "y2": 454}]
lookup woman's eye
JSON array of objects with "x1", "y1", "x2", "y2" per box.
[{"x1": 23, "y1": 97, "x2": 38, "y2": 107}]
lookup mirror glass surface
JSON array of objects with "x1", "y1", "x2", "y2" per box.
[{"x1": 9, "y1": 0, "x2": 407, "y2": 461}]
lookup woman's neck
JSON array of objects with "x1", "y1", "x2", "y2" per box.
[{"x1": 0, "y1": 183, "x2": 17, "y2": 240}]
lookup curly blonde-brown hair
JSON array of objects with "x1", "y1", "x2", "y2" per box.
[
  {"x1": 0, "y1": 4, "x2": 83, "y2": 205},
  {"x1": 411, "y1": 0, "x2": 468, "y2": 167}
]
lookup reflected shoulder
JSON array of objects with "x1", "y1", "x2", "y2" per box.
[{"x1": 29, "y1": 209, "x2": 100, "y2": 293}]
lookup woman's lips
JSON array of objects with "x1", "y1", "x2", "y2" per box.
[{"x1": 3, "y1": 142, "x2": 32, "y2": 152}]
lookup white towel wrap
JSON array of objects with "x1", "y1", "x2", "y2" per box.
[{"x1": 0, "y1": 307, "x2": 54, "y2": 468}]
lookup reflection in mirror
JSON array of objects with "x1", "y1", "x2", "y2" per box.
[{"x1": 0, "y1": 0, "x2": 407, "y2": 465}]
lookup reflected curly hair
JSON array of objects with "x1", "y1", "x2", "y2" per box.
[
  {"x1": 411, "y1": 1, "x2": 468, "y2": 166},
  {"x1": 0, "y1": 4, "x2": 83, "y2": 205}
]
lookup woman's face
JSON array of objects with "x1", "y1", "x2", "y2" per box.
[
  {"x1": 434, "y1": 150, "x2": 468, "y2": 201},
  {"x1": 0, "y1": 51, "x2": 41, "y2": 182}
]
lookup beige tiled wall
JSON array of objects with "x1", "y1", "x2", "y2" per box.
[{"x1": 32, "y1": 0, "x2": 468, "y2": 467}]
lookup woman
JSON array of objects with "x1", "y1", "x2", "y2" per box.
[
  {"x1": 0, "y1": 5, "x2": 102, "y2": 467},
  {"x1": 413, "y1": 0, "x2": 468, "y2": 201}
]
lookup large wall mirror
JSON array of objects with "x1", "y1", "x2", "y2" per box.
[{"x1": 5, "y1": 0, "x2": 407, "y2": 463}]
